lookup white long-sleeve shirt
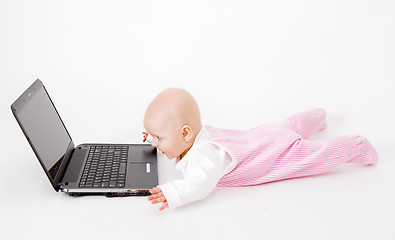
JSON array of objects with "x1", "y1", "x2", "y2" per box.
[{"x1": 158, "y1": 126, "x2": 237, "y2": 209}]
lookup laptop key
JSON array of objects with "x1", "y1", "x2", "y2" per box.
[
  {"x1": 119, "y1": 163, "x2": 126, "y2": 174},
  {"x1": 109, "y1": 181, "x2": 117, "y2": 188}
]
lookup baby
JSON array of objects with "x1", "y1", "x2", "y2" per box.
[{"x1": 143, "y1": 88, "x2": 378, "y2": 211}]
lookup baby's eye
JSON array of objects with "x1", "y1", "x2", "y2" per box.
[{"x1": 156, "y1": 136, "x2": 160, "y2": 140}]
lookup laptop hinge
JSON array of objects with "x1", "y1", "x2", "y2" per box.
[{"x1": 53, "y1": 141, "x2": 76, "y2": 191}]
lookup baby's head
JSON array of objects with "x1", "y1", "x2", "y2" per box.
[{"x1": 144, "y1": 88, "x2": 202, "y2": 161}]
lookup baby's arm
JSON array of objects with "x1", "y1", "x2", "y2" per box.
[
  {"x1": 148, "y1": 187, "x2": 169, "y2": 211},
  {"x1": 153, "y1": 143, "x2": 230, "y2": 210}
]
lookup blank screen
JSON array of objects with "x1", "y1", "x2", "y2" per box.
[{"x1": 17, "y1": 87, "x2": 71, "y2": 179}]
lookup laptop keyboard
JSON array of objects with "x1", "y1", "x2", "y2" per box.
[{"x1": 79, "y1": 145, "x2": 128, "y2": 188}]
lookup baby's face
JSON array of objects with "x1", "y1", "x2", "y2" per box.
[{"x1": 144, "y1": 122, "x2": 188, "y2": 160}]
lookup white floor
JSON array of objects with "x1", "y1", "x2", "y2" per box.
[{"x1": 1, "y1": 1, "x2": 394, "y2": 239}]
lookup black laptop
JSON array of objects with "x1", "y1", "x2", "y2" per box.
[{"x1": 11, "y1": 79, "x2": 158, "y2": 197}]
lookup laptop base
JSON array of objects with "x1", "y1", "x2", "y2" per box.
[{"x1": 67, "y1": 190, "x2": 151, "y2": 197}]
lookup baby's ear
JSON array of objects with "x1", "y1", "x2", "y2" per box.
[{"x1": 181, "y1": 125, "x2": 193, "y2": 142}]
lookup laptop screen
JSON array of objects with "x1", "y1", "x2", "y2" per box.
[{"x1": 13, "y1": 81, "x2": 72, "y2": 181}]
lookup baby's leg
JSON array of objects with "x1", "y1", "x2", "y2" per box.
[
  {"x1": 261, "y1": 136, "x2": 378, "y2": 183},
  {"x1": 281, "y1": 108, "x2": 327, "y2": 139}
]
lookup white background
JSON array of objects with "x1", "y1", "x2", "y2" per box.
[{"x1": 1, "y1": 0, "x2": 394, "y2": 239}]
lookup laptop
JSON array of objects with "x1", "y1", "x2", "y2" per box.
[{"x1": 11, "y1": 79, "x2": 158, "y2": 197}]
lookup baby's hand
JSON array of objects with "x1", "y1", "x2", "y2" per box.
[
  {"x1": 148, "y1": 187, "x2": 169, "y2": 211},
  {"x1": 142, "y1": 132, "x2": 149, "y2": 142}
]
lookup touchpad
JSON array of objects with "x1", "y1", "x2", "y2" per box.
[
  {"x1": 126, "y1": 162, "x2": 154, "y2": 188},
  {"x1": 130, "y1": 162, "x2": 151, "y2": 173}
]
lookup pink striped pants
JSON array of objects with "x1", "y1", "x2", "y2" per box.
[{"x1": 215, "y1": 109, "x2": 378, "y2": 187}]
